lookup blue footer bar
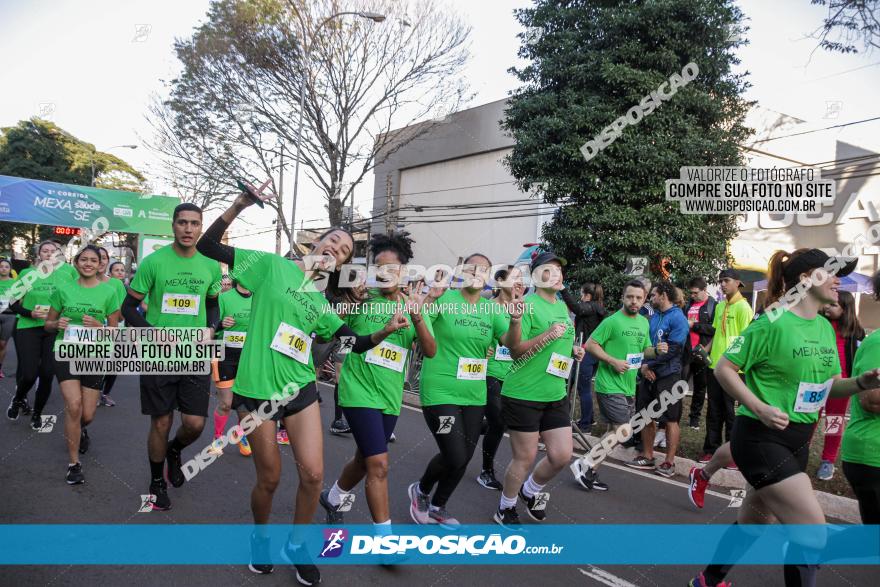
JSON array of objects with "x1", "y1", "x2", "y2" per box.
[{"x1": 1, "y1": 524, "x2": 878, "y2": 565}]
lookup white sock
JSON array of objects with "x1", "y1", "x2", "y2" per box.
[
  {"x1": 429, "y1": 504, "x2": 441, "y2": 512},
  {"x1": 499, "y1": 493, "x2": 518, "y2": 510},
  {"x1": 327, "y1": 481, "x2": 343, "y2": 506},
  {"x1": 521, "y1": 474, "x2": 545, "y2": 499},
  {"x1": 374, "y1": 519, "x2": 392, "y2": 537}
]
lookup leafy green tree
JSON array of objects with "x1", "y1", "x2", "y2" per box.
[
  {"x1": 503, "y1": 0, "x2": 752, "y2": 297},
  {"x1": 0, "y1": 118, "x2": 147, "y2": 252}
]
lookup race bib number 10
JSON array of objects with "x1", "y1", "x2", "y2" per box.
[
  {"x1": 161, "y1": 293, "x2": 200, "y2": 316},
  {"x1": 793, "y1": 379, "x2": 833, "y2": 413},
  {"x1": 546, "y1": 352, "x2": 573, "y2": 379},
  {"x1": 365, "y1": 341, "x2": 408, "y2": 372},
  {"x1": 270, "y1": 322, "x2": 311, "y2": 364},
  {"x1": 457, "y1": 357, "x2": 487, "y2": 381}
]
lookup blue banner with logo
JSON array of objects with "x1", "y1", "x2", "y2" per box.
[
  {"x1": 0, "y1": 174, "x2": 180, "y2": 235},
  {"x1": 1, "y1": 525, "x2": 877, "y2": 565}
]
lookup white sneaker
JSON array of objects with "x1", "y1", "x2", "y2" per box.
[{"x1": 654, "y1": 430, "x2": 667, "y2": 449}]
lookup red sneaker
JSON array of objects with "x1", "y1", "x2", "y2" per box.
[
  {"x1": 724, "y1": 462, "x2": 738, "y2": 471},
  {"x1": 688, "y1": 466, "x2": 710, "y2": 509},
  {"x1": 698, "y1": 453, "x2": 713, "y2": 464}
]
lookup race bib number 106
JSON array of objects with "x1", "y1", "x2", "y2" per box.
[{"x1": 457, "y1": 358, "x2": 487, "y2": 381}]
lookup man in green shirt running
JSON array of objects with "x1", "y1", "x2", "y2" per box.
[
  {"x1": 584, "y1": 280, "x2": 666, "y2": 491},
  {"x1": 121, "y1": 203, "x2": 223, "y2": 512}
]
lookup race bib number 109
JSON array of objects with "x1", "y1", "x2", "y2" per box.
[{"x1": 161, "y1": 293, "x2": 200, "y2": 316}]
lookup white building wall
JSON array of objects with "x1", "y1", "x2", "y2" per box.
[{"x1": 398, "y1": 148, "x2": 553, "y2": 267}]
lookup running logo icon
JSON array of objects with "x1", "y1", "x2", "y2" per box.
[
  {"x1": 138, "y1": 495, "x2": 155, "y2": 513},
  {"x1": 337, "y1": 493, "x2": 356, "y2": 512},
  {"x1": 38, "y1": 415, "x2": 56, "y2": 433},
  {"x1": 338, "y1": 336, "x2": 356, "y2": 355},
  {"x1": 319, "y1": 528, "x2": 348, "y2": 558},
  {"x1": 728, "y1": 489, "x2": 746, "y2": 508},
  {"x1": 726, "y1": 336, "x2": 744, "y2": 355},
  {"x1": 532, "y1": 492, "x2": 550, "y2": 511},
  {"x1": 436, "y1": 416, "x2": 455, "y2": 434}
]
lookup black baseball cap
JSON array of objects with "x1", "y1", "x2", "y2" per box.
[
  {"x1": 530, "y1": 251, "x2": 567, "y2": 272},
  {"x1": 718, "y1": 268, "x2": 743, "y2": 286},
  {"x1": 784, "y1": 248, "x2": 857, "y2": 281}
]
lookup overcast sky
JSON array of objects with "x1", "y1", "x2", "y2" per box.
[{"x1": 1, "y1": 0, "x2": 878, "y2": 250}]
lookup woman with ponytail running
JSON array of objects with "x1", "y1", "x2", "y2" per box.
[{"x1": 689, "y1": 248, "x2": 880, "y2": 587}]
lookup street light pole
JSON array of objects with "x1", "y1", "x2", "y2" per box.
[
  {"x1": 90, "y1": 144, "x2": 138, "y2": 187},
  {"x1": 288, "y1": 10, "x2": 386, "y2": 256}
]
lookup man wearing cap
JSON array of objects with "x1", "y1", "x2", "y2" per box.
[{"x1": 699, "y1": 268, "x2": 754, "y2": 464}]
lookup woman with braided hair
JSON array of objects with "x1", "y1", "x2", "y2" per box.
[{"x1": 319, "y1": 231, "x2": 436, "y2": 538}]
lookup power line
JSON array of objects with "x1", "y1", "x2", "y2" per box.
[{"x1": 750, "y1": 116, "x2": 880, "y2": 144}]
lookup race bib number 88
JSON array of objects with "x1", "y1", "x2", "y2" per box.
[{"x1": 793, "y1": 379, "x2": 833, "y2": 413}]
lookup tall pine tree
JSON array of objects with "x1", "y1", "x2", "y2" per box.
[{"x1": 504, "y1": 0, "x2": 752, "y2": 296}]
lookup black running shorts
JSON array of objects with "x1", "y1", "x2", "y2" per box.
[
  {"x1": 53, "y1": 355, "x2": 105, "y2": 390},
  {"x1": 730, "y1": 415, "x2": 815, "y2": 489},
  {"x1": 501, "y1": 395, "x2": 570, "y2": 433},
  {"x1": 231, "y1": 381, "x2": 319, "y2": 422},
  {"x1": 140, "y1": 374, "x2": 211, "y2": 417}
]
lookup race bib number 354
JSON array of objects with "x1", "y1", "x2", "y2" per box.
[
  {"x1": 270, "y1": 322, "x2": 311, "y2": 364},
  {"x1": 161, "y1": 293, "x2": 200, "y2": 316},
  {"x1": 223, "y1": 331, "x2": 247, "y2": 348}
]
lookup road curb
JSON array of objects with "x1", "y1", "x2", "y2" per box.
[{"x1": 401, "y1": 391, "x2": 861, "y2": 523}]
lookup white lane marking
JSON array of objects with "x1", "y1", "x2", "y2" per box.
[
  {"x1": 578, "y1": 566, "x2": 639, "y2": 586},
  {"x1": 401, "y1": 397, "x2": 731, "y2": 501}
]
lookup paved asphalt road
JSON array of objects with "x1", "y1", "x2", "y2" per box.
[{"x1": 0, "y1": 346, "x2": 875, "y2": 586}]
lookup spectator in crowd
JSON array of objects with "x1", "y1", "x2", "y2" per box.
[
  {"x1": 561, "y1": 282, "x2": 607, "y2": 432},
  {"x1": 817, "y1": 290, "x2": 865, "y2": 481},
  {"x1": 684, "y1": 277, "x2": 716, "y2": 430}
]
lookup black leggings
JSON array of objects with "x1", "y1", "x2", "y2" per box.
[
  {"x1": 419, "y1": 404, "x2": 485, "y2": 507},
  {"x1": 843, "y1": 460, "x2": 880, "y2": 524},
  {"x1": 102, "y1": 375, "x2": 118, "y2": 395},
  {"x1": 12, "y1": 326, "x2": 55, "y2": 414},
  {"x1": 481, "y1": 377, "x2": 506, "y2": 471}
]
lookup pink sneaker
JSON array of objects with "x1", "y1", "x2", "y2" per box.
[{"x1": 276, "y1": 429, "x2": 289, "y2": 445}]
